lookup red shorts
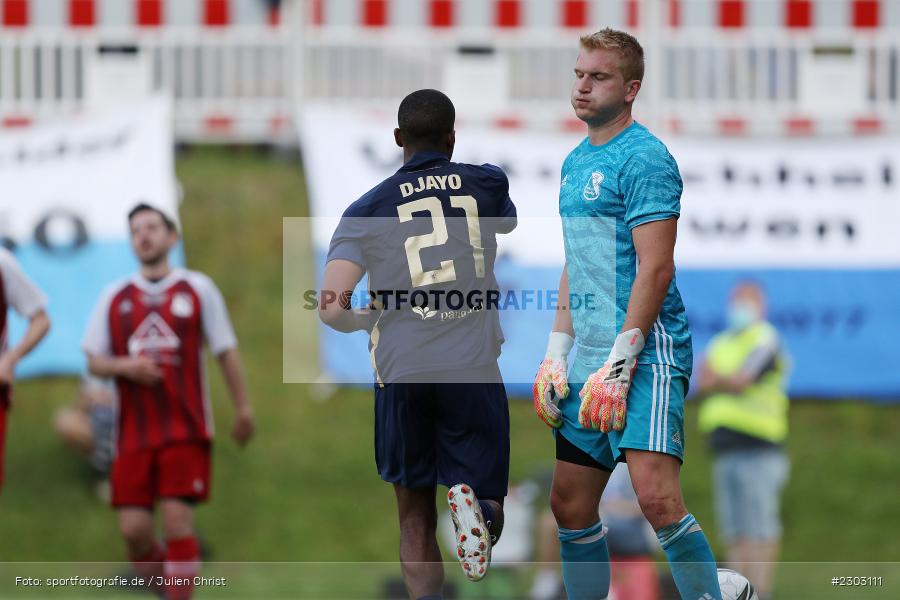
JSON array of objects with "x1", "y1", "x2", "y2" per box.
[
  {"x1": 0, "y1": 406, "x2": 7, "y2": 491},
  {"x1": 111, "y1": 441, "x2": 211, "y2": 508}
]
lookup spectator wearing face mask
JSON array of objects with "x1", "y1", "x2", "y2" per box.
[{"x1": 696, "y1": 280, "x2": 791, "y2": 600}]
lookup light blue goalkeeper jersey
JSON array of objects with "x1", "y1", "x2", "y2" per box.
[{"x1": 559, "y1": 122, "x2": 693, "y2": 376}]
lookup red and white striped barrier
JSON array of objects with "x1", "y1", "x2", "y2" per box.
[
  {"x1": 304, "y1": 0, "x2": 898, "y2": 30},
  {"x1": 0, "y1": 0, "x2": 282, "y2": 28},
  {"x1": 0, "y1": 0, "x2": 893, "y2": 31}
]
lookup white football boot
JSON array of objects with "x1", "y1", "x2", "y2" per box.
[{"x1": 447, "y1": 483, "x2": 492, "y2": 582}]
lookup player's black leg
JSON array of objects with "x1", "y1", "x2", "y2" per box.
[
  {"x1": 394, "y1": 484, "x2": 444, "y2": 600},
  {"x1": 477, "y1": 497, "x2": 505, "y2": 544}
]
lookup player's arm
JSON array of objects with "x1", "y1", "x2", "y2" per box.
[
  {"x1": 553, "y1": 264, "x2": 575, "y2": 336},
  {"x1": 196, "y1": 275, "x2": 254, "y2": 446},
  {"x1": 82, "y1": 286, "x2": 162, "y2": 386},
  {"x1": 216, "y1": 347, "x2": 254, "y2": 446},
  {"x1": 480, "y1": 163, "x2": 517, "y2": 234},
  {"x1": 622, "y1": 217, "x2": 677, "y2": 337},
  {"x1": 575, "y1": 219, "x2": 676, "y2": 432},
  {"x1": 0, "y1": 310, "x2": 50, "y2": 385},
  {"x1": 495, "y1": 190, "x2": 517, "y2": 235},
  {"x1": 533, "y1": 264, "x2": 576, "y2": 428},
  {"x1": 86, "y1": 353, "x2": 163, "y2": 386},
  {"x1": 319, "y1": 259, "x2": 378, "y2": 333},
  {"x1": 0, "y1": 251, "x2": 51, "y2": 385}
]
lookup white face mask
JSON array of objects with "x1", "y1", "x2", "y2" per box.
[{"x1": 727, "y1": 301, "x2": 759, "y2": 330}]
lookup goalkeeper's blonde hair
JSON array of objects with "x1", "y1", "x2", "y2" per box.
[{"x1": 580, "y1": 28, "x2": 645, "y2": 82}]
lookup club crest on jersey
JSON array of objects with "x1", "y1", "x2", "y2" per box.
[
  {"x1": 171, "y1": 292, "x2": 194, "y2": 318},
  {"x1": 128, "y1": 312, "x2": 181, "y2": 356},
  {"x1": 583, "y1": 172, "x2": 604, "y2": 202}
]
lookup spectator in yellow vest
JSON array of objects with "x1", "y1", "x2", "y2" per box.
[{"x1": 697, "y1": 281, "x2": 790, "y2": 600}]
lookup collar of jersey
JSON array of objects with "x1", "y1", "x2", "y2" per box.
[
  {"x1": 131, "y1": 267, "x2": 184, "y2": 291},
  {"x1": 398, "y1": 151, "x2": 450, "y2": 173},
  {"x1": 582, "y1": 121, "x2": 640, "y2": 151}
]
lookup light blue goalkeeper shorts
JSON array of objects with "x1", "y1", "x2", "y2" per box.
[{"x1": 555, "y1": 362, "x2": 690, "y2": 470}]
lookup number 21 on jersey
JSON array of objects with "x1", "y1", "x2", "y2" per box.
[{"x1": 397, "y1": 196, "x2": 485, "y2": 287}]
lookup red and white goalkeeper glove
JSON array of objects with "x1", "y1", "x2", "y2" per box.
[
  {"x1": 532, "y1": 332, "x2": 575, "y2": 428},
  {"x1": 578, "y1": 328, "x2": 645, "y2": 432}
]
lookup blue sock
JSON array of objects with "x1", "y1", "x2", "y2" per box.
[
  {"x1": 558, "y1": 521, "x2": 611, "y2": 600},
  {"x1": 657, "y1": 514, "x2": 721, "y2": 600}
]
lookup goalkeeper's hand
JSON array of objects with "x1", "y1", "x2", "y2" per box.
[
  {"x1": 533, "y1": 332, "x2": 575, "y2": 428},
  {"x1": 578, "y1": 328, "x2": 645, "y2": 432}
]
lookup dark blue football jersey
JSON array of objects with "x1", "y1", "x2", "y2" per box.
[{"x1": 326, "y1": 152, "x2": 517, "y2": 385}]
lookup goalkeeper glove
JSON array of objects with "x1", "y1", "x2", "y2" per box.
[
  {"x1": 578, "y1": 328, "x2": 645, "y2": 432},
  {"x1": 533, "y1": 332, "x2": 575, "y2": 428}
]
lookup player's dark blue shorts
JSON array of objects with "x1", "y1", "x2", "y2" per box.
[{"x1": 374, "y1": 362, "x2": 509, "y2": 499}]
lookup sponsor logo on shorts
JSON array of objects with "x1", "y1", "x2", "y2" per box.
[
  {"x1": 193, "y1": 478, "x2": 204, "y2": 493},
  {"x1": 672, "y1": 432, "x2": 682, "y2": 446}
]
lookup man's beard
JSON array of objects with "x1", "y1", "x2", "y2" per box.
[
  {"x1": 139, "y1": 248, "x2": 168, "y2": 267},
  {"x1": 578, "y1": 104, "x2": 621, "y2": 127}
]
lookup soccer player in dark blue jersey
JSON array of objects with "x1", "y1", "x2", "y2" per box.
[{"x1": 320, "y1": 89, "x2": 516, "y2": 598}]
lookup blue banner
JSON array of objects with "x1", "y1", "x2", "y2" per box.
[
  {"x1": 8, "y1": 243, "x2": 184, "y2": 378},
  {"x1": 318, "y1": 263, "x2": 900, "y2": 401}
]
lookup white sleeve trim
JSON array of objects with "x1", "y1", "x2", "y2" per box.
[
  {"x1": 0, "y1": 247, "x2": 48, "y2": 318},
  {"x1": 81, "y1": 281, "x2": 125, "y2": 357},
  {"x1": 186, "y1": 270, "x2": 238, "y2": 356}
]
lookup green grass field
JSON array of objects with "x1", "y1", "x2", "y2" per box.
[{"x1": 0, "y1": 147, "x2": 898, "y2": 598}]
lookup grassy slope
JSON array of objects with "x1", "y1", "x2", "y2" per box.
[{"x1": 0, "y1": 147, "x2": 898, "y2": 598}]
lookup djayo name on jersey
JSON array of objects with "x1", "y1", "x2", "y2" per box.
[{"x1": 399, "y1": 174, "x2": 463, "y2": 197}]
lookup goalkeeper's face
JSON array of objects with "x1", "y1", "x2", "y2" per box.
[
  {"x1": 129, "y1": 210, "x2": 178, "y2": 266},
  {"x1": 571, "y1": 48, "x2": 640, "y2": 126}
]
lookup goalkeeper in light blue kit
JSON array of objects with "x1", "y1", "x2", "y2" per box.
[{"x1": 532, "y1": 29, "x2": 722, "y2": 600}]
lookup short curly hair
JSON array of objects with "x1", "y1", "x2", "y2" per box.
[
  {"x1": 580, "y1": 28, "x2": 644, "y2": 82},
  {"x1": 397, "y1": 89, "x2": 455, "y2": 145}
]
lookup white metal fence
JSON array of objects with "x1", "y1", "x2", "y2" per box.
[
  {"x1": 1, "y1": 0, "x2": 898, "y2": 141},
  {"x1": 0, "y1": 28, "x2": 292, "y2": 142},
  {"x1": 300, "y1": 29, "x2": 900, "y2": 135}
]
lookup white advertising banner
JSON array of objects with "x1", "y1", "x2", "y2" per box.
[
  {"x1": 300, "y1": 105, "x2": 900, "y2": 269},
  {"x1": 674, "y1": 138, "x2": 900, "y2": 268},
  {"x1": 0, "y1": 96, "x2": 180, "y2": 376}
]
